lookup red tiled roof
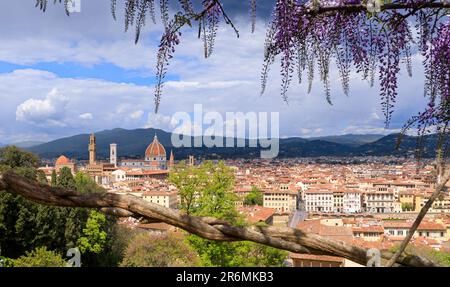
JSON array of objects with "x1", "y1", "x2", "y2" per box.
[
  {"x1": 296, "y1": 220, "x2": 353, "y2": 243},
  {"x1": 238, "y1": 205, "x2": 275, "y2": 223},
  {"x1": 55, "y1": 155, "x2": 70, "y2": 165},
  {"x1": 145, "y1": 135, "x2": 166, "y2": 158},
  {"x1": 352, "y1": 225, "x2": 384, "y2": 233}
]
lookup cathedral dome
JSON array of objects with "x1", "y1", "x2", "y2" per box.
[
  {"x1": 145, "y1": 135, "x2": 166, "y2": 159},
  {"x1": 55, "y1": 155, "x2": 70, "y2": 165}
]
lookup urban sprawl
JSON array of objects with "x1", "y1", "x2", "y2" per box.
[{"x1": 38, "y1": 133, "x2": 450, "y2": 267}]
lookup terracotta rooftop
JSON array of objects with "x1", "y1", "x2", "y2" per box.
[
  {"x1": 55, "y1": 155, "x2": 70, "y2": 165},
  {"x1": 296, "y1": 220, "x2": 353, "y2": 243},
  {"x1": 237, "y1": 205, "x2": 276, "y2": 223},
  {"x1": 352, "y1": 225, "x2": 384, "y2": 233}
]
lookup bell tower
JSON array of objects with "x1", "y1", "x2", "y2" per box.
[
  {"x1": 89, "y1": 133, "x2": 96, "y2": 165},
  {"x1": 110, "y1": 143, "x2": 117, "y2": 167}
]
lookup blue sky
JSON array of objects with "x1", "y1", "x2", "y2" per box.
[{"x1": 0, "y1": 0, "x2": 427, "y2": 144}]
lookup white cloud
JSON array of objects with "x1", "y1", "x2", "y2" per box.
[
  {"x1": 145, "y1": 112, "x2": 173, "y2": 129},
  {"x1": 79, "y1": 113, "x2": 93, "y2": 120},
  {"x1": 370, "y1": 112, "x2": 381, "y2": 120},
  {"x1": 129, "y1": 110, "x2": 144, "y2": 120},
  {"x1": 165, "y1": 80, "x2": 252, "y2": 90},
  {"x1": 16, "y1": 88, "x2": 68, "y2": 126},
  {"x1": 341, "y1": 125, "x2": 401, "y2": 135},
  {"x1": 301, "y1": 128, "x2": 311, "y2": 135}
]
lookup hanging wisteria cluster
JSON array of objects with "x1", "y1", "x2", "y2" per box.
[
  {"x1": 35, "y1": 0, "x2": 449, "y2": 135},
  {"x1": 261, "y1": 0, "x2": 449, "y2": 131}
]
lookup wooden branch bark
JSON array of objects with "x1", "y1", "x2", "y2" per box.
[{"x1": 0, "y1": 171, "x2": 440, "y2": 267}]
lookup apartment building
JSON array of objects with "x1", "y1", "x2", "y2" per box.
[
  {"x1": 263, "y1": 189, "x2": 298, "y2": 213},
  {"x1": 304, "y1": 189, "x2": 334, "y2": 213},
  {"x1": 343, "y1": 190, "x2": 362, "y2": 213},
  {"x1": 365, "y1": 189, "x2": 396, "y2": 213},
  {"x1": 142, "y1": 190, "x2": 178, "y2": 209},
  {"x1": 333, "y1": 190, "x2": 344, "y2": 213}
]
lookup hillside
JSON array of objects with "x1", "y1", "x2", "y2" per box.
[{"x1": 26, "y1": 128, "x2": 439, "y2": 160}]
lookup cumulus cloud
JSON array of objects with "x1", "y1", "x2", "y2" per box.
[
  {"x1": 165, "y1": 80, "x2": 252, "y2": 90},
  {"x1": 341, "y1": 125, "x2": 401, "y2": 135},
  {"x1": 16, "y1": 88, "x2": 68, "y2": 126},
  {"x1": 145, "y1": 112, "x2": 174, "y2": 130},
  {"x1": 79, "y1": 113, "x2": 93, "y2": 120},
  {"x1": 129, "y1": 110, "x2": 144, "y2": 120}
]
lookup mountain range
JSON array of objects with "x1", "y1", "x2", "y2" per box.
[
  {"x1": 0, "y1": 141, "x2": 45, "y2": 149},
  {"x1": 21, "y1": 128, "x2": 438, "y2": 160}
]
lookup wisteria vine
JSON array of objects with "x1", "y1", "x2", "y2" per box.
[{"x1": 35, "y1": 0, "x2": 449, "y2": 136}]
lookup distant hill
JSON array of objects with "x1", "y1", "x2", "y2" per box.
[
  {"x1": 309, "y1": 134, "x2": 385, "y2": 147},
  {"x1": 27, "y1": 128, "x2": 439, "y2": 160},
  {"x1": 355, "y1": 133, "x2": 437, "y2": 157},
  {"x1": 11, "y1": 141, "x2": 46, "y2": 149}
]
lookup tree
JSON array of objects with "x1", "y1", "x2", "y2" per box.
[
  {"x1": 0, "y1": 146, "x2": 38, "y2": 170},
  {"x1": 120, "y1": 232, "x2": 200, "y2": 267},
  {"x1": 50, "y1": 169, "x2": 57, "y2": 187},
  {"x1": 74, "y1": 172, "x2": 105, "y2": 194},
  {"x1": 10, "y1": 247, "x2": 66, "y2": 267},
  {"x1": 401, "y1": 202, "x2": 413, "y2": 212},
  {"x1": 169, "y1": 161, "x2": 237, "y2": 220},
  {"x1": 37, "y1": 170, "x2": 48, "y2": 185},
  {"x1": 171, "y1": 161, "x2": 288, "y2": 266},
  {"x1": 390, "y1": 243, "x2": 450, "y2": 267},
  {"x1": 244, "y1": 186, "x2": 263, "y2": 206},
  {"x1": 0, "y1": 148, "x2": 124, "y2": 266},
  {"x1": 77, "y1": 211, "x2": 108, "y2": 254},
  {"x1": 57, "y1": 167, "x2": 76, "y2": 189}
]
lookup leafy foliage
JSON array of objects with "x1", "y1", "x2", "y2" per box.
[
  {"x1": 170, "y1": 161, "x2": 287, "y2": 266},
  {"x1": 390, "y1": 243, "x2": 450, "y2": 267},
  {"x1": 10, "y1": 246, "x2": 66, "y2": 267},
  {"x1": 120, "y1": 232, "x2": 200, "y2": 267},
  {"x1": 169, "y1": 160, "x2": 237, "y2": 220},
  {"x1": 74, "y1": 172, "x2": 105, "y2": 194},
  {"x1": 77, "y1": 211, "x2": 108, "y2": 254},
  {"x1": 0, "y1": 147, "x2": 125, "y2": 266},
  {"x1": 401, "y1": 202, "x2": 413, "y2": 211},
  {"x1": 244, "y1": 186, "x2": 264, "y2": 206}
]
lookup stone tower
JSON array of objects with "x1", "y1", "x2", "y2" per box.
[
  {"x1": 188, "y1": 155, "x2": 195, "y2": 166},
  {"x1": 88, "y1": 133, "x2": 96, "y2": 165},
  {"x1": 169, "y1": 150, "x2": 174, "y2": 169},
  {"x1": 110, "y1": 143, "x2": 117, "y2": 167}
]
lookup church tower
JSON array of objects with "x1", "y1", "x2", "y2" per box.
[
  {"x1": 110, "y1": 143, "x2": 117, "y2": 167},
  {"x1": 89, "y1": 133, "x2": 96, "y2": 165},
  {"x1": 169, "y1": 150, "x2": 174, "y2": 169},
  {"x1": 188, "y1": 155, "x2": 195, "y2": 166}
]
